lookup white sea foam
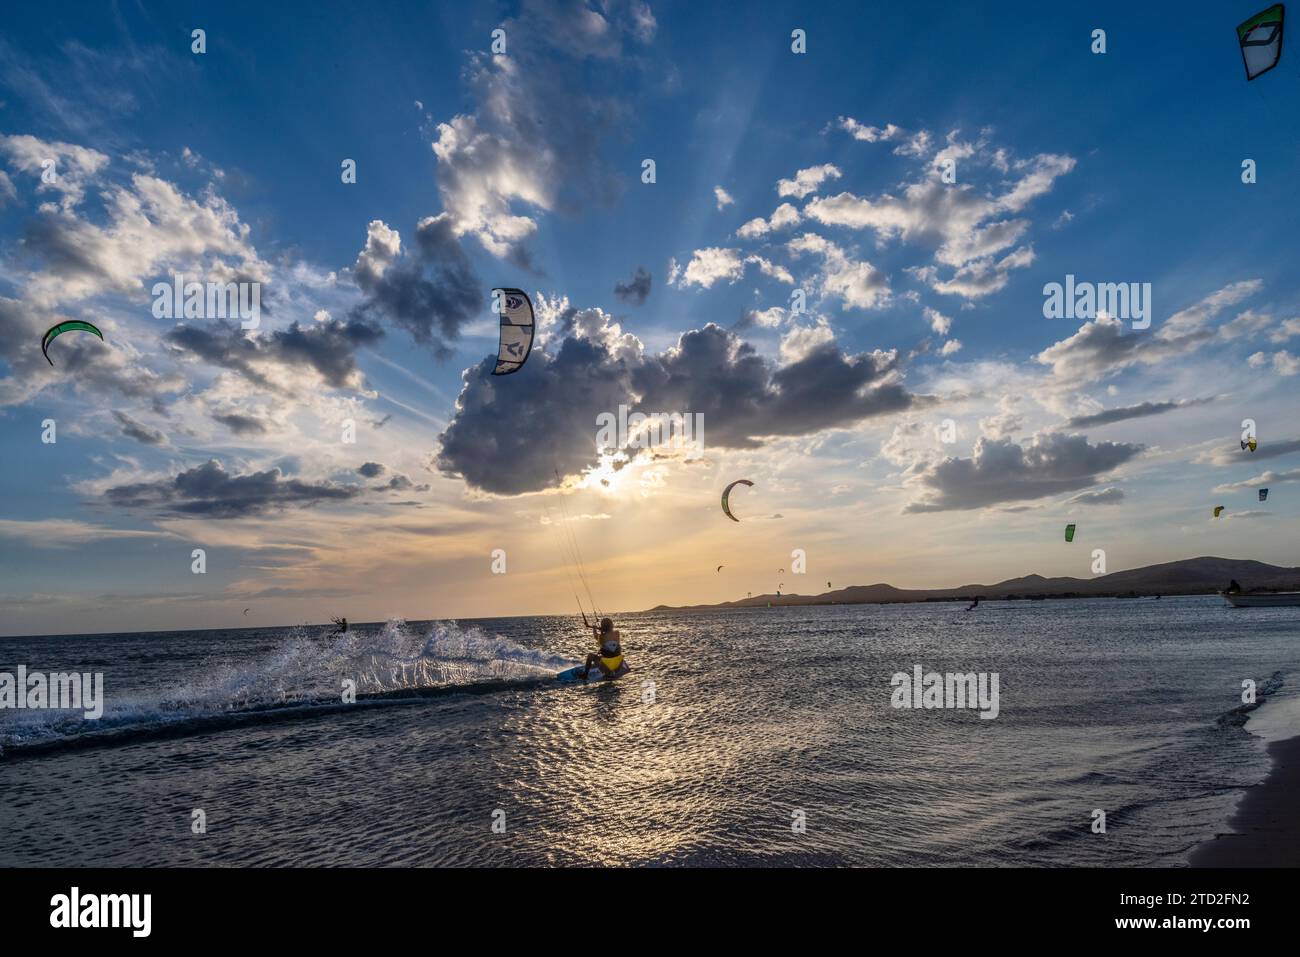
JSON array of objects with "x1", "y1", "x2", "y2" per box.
[
  {"x1": 1244, "y1": 684, "x2": 1300, "y2": 744},
  {"x1": 0, "y1": 619, "x2": 568, "y2": 753}
]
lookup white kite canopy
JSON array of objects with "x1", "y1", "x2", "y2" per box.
[
  {"x1": 1238, "y1": 4, "x2": 1285, "y2": 81},
  {"x1": 491, "y1": 287, "x2": 535, "y2": 376}
]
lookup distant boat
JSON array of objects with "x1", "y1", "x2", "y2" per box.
[{"x1": 1223, "y1": 592, "x2": 1300, "y2": 607}]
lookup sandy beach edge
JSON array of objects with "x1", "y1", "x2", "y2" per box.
[{"x1": 1190, "y1": 697, "x2": 1300, "y2": 867}]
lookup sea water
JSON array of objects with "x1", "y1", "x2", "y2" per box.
[{"x1": 1, "y1": 596, "x2": 1298, "y2": 866}]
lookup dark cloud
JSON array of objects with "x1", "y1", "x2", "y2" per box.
[
  {"x1": 905, "y1": 433, "x2": 1143, "y2": 512},
  {"x1": 111, "y1": 410, "x2": 165, "y2": 445},
  {"x1": 212, "y1": 411, "x2": 268, "y2": 435},
  {"x1": 376, "y1": 473, "x2": 430, "y2": 492},
  {"x1": 1065, "y1": 397, "x2": 1214, "y2": 428},
  {"x1": 437, "y1": 321, "x2": 922, "y2": 495},
  {"x1": 614, "y1": 267, "x2": 652, "y2": 306},
  {"x1": 103, "y1": 459, "x2": 362, "y2": 518},
  {"x1": 436, "y1": 335, "x2": 635, "y2": 495},
  {"x1": 357, "y1": 462, "x2": 386, "y2": 478},
  {"x1": 350, "y1": 215, "x2": 481, "y2": 358},
  {"x1": 19, "y1": 211, "x2": 116, "y2": 287},
  {"x1": 165, "y1": 317, "x2": 382, "y2": 391},
  {"x1": 633, "y1": 326, "x2": 916, "y2": 448},
  {"x1": 1209, "y1": 437, "x2": 1300, "y2": 466}
]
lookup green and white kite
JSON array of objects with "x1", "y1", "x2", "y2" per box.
[{"x1": 1238, "y1": 4, "x2": 1285, "y2": 81}]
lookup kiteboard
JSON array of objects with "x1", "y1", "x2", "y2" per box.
[{"x1": 556, "y1": 663, "x2": 630, "y2": 684}]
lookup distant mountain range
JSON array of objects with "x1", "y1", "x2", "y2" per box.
[{"x1": 646, "y1": 556, "x2": 1300, "y2": 612}]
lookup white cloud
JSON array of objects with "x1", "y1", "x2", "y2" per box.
[
  {"x1": 671, "y1": 247, "x2": 744, "y2": 288},
  {"x1": 1037, "y1": 281, "x2": 1264, "y2": 386},
  {"x1": 0, "y1": 518, "x2": 172, "y2": 548},
  {"x1": 0, "y1": 133, "x2": 110, "y2": 211},
  {"x1": 836, "y1": 117, "x2": 903, "y2": 143},
  {"x1": 801, "y1": 146, "x2": 1073, "y2": 301},
  {"x1": 745, "y1": 255, "x2": 794, "y2": 285},
  {"x1": 736, "y1": 202, "x2": 801, "y2": 239},
  {"x1": 924, "y1": 307, "x2": 952, "y2": 336},
  {"x1": 776, "y1": 163, "x2": 841, "y2": 200},
  {"x1": 746, "y1": 306, "x2": 786, "y2": 328},
  {"x1": 787, "y1": 233, "x2": 889, "y2": 310},
  {"x1": 714, "y1": 185, "x2": 734, "y2": 209},
  {"x1": 1269, "y1": 318, "x2": 1300, "y2": 342},
  {"x1": 671, "y1": 248, "x2": 794, "y2": 288},
  {"x1": 1271, "y1": 350, "x2": 1300, "y2": 375},
  {"x1": 779, "y1": 317, "x2": 835, "y2": 364}
]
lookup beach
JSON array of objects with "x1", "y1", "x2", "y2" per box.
[{"x1": 1190, "y1": 690, "x2": 1300, "y2": 867}]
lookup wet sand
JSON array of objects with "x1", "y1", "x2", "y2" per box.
[{"x1": 1190, "y1": 734, "x2": 1300, "y2": 867}]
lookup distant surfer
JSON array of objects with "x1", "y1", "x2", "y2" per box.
[
  {"x1": 1226, "y1": 580, "x2": 1243, "y2": 595},
  {"x1": 966, "y1": 596, "x2": 980, "y2": 612},
  {"x1": 582, "y1": 617, "x2": 626, "y2": 680},
  {"x1": 329, "y1": 616, "x2": 349, "y2": 635}
]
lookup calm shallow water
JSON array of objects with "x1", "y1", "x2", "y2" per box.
[{"x1": 2, "y1": 596, "x2": 1298, "y2": 866}]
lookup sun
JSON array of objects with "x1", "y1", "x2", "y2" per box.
[{"x1": 578, "y1": 450, "x2": 633, "y2": 495}]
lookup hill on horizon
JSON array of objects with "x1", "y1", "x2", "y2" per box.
[{"x1": 646, "y1": 556, "x2": 1300, "y2": 612}]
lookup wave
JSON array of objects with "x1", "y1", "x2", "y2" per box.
[
  {"x1": 1216, "y1": 670, "x2": 1285, "y2": 728},
  {"x1": 0, "y1": 619, "x2": 571, "y2": 759}
]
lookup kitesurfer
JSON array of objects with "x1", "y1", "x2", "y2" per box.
[
  {"x1": 329, "y1": 616, "x2": 349, "y2": 635},
  {"x1": 583, "y1": 617, "x2": 625, "y2": 679}
]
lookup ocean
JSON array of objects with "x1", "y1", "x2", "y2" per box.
[{"x1": 2, "y1": 596, "x2": 1298, "y2": 867}]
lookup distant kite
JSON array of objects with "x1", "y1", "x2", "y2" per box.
[
  {"x1": 1064, "y1": 524, "x2": 1076, "y2": 542},
  {"x1": 1241, "y1": 437, "x2": 1258, "y2": 452},
  {"x1": 1214, "y1": 505, "x2": 1225, "y2": 518},
  {"x1": 1238, "y1": 4, "x2": 1285, "y2": 81},
  {"x1": 1260, "y1": 488, "x2": 1269, "y2": 501},
  {"x1": 42, "y1": 320, "x2": 104, "y2": 366},
  {"x1": 243, "y1": 608, "x2": 250, "y2": 615},
  {"x1": 716, "y1": 565, "x2": 724, "y2": 572},
  {"x1": 721, "y1": 479, "x2": 753, "y2": 522}
]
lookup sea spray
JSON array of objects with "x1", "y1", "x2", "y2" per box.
[{"x1": 0, "y1": 620, "x2": 570, "y2": 754}]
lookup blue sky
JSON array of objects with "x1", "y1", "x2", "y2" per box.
[{"x1": 1, "y1": 0, "x2": 1298, "y2": 636}]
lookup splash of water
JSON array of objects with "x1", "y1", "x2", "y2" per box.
[{"x1": 0, "y1": 619, "x2": 570, "y2": 753}]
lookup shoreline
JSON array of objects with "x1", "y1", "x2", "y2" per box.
[{"x1": 1190, "y1": 690, "x2": 1300, "y2": 867}]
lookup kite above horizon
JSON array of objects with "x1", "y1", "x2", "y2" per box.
[
  {"x1": 41, "y1": 320, "x2": 104, "y2": 366},
  {"x1": 490, "y1": 288, "x2": 535, "y2": 376},
  {"x1": 721, "y1": 479, "x2": 754, "y2": 522}
]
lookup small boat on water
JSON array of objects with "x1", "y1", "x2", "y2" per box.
[{"x1": 1223, "y1": 592, "x2": 1300, "y2": 607}]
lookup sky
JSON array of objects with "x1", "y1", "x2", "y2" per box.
[{"x1": 1, "y1": 0, "x2": 1298, "y2": 636}]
